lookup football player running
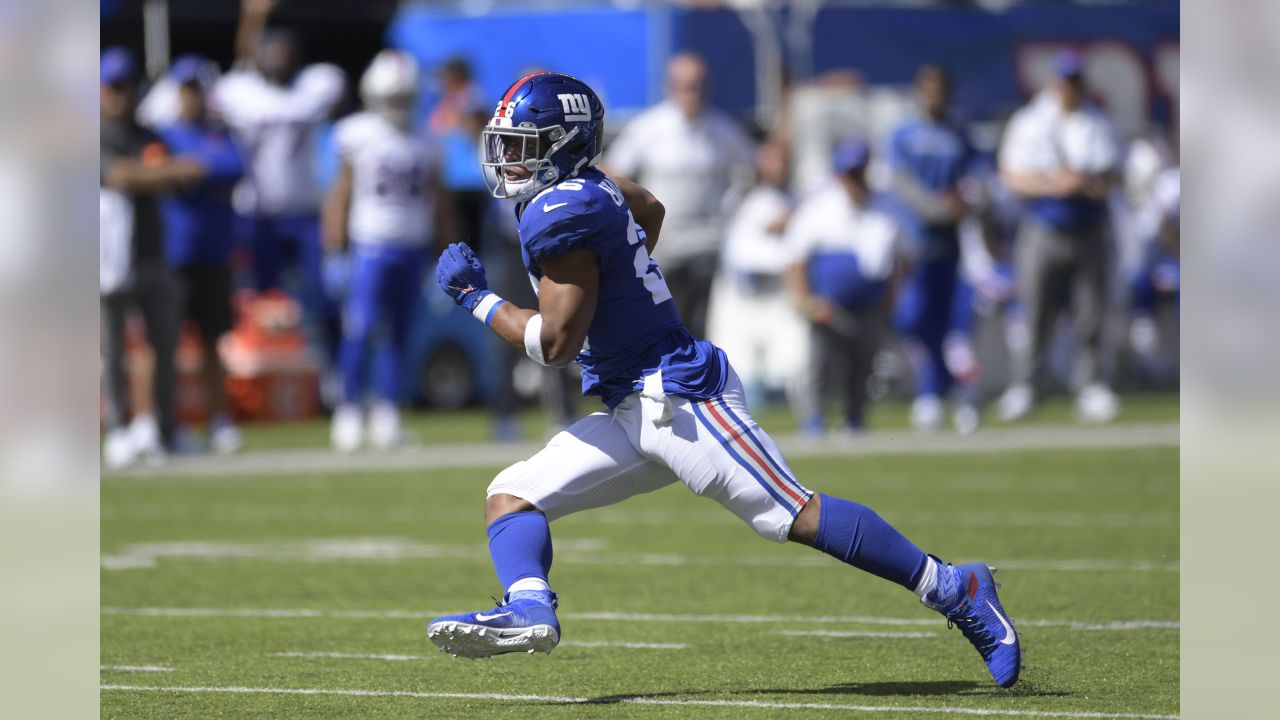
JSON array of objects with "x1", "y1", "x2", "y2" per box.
[{"x1": 428, "y1": 72, "x2": 1021, "y2": 688}]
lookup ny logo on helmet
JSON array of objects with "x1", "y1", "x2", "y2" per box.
[{"x1": 558, "y1": 93, "x2": 592, "y2": 122}]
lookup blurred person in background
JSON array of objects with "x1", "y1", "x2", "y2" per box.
[
  {"x1": 213, "y1": 0, "x2": 346, "y2": 396},
  {"x1": 323, "y1": 50, "x2": 452, "y2": 452},
  {"x1": 888, "y1": 65, "x2": 980, "y2": 434},
  {"x1": 996, "y1": 50, "x2": 1122, "y2": 424},
  {"x1": 1128, "y1": 166, "x2": 1179, "y2": 381},
  {"x1": 100, "y1": 47, "x2": 205, "y2": 468},
  {"x1": 605, "y1": 52, "x2": 754, "y2": 338},
  {"x1": 156, "y1": 55, "x2": 246, "y2": 455},
  {"x1": 706, "y1": 141, "x2": 806, "y2": 409},
  {"x1": 785, "y1": 139, "x2": 903, "y2": 438},
  {"x1": 428, "y1": 57, "x2": 491, "y2": 254}
]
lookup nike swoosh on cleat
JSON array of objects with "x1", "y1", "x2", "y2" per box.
[
  {"x1": 473, "y1": 611, "x2": 513, "y2": 622},
  {"x1": 986, "y1": 600, "x2": 1016, "y2": 645},
  {"x1": 543, "y1": 202, "x2": 569, "y2": 212}
]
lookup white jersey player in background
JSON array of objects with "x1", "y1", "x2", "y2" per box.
[
  {"x1": 323, "y1": 50, "x2": 454, "y2": 451},
  {"x1": 705, "y1": 141, "x2": 807, "y2": 409},
  {"x1": 212, "y1": 0, "x2": 346, "y2": 386}
]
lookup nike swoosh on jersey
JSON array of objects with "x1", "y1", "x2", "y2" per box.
[
  {"x1": 986, "y1": 600, "x2": 1016, "y2": 645},
  {"x1": 543, "y1": 202, "x2": 569, "y2": 212},
  {"x1": 473, "y1": 611, "x2": 513, "y2": 622}
]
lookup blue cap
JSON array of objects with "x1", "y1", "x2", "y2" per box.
[
  {"x1": 1054, "y1": 50, "x2": 1085, "y2": 79},
  {"x1": 832, "y1": 138, "x2": 871, "y2": 174},
  {"x1": 170, "y1": 55, "x2": 207, "y2": 85},
  {"x1": 101, "y1": 46, "x2": 137, "y2": 85}
]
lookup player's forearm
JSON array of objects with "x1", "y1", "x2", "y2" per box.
[
  {"x1": 486, "y1": 302, "x2": 580, "y2": 368},
  {"x1": 322, "y1": 163, "x2": 353, "y2": 252},
  {"x1": 105, "y1": 158, "x2": 205, "y2": 194},
  {"x1": 487, "y1": 302, "x2": 539, "y2": 351},
  {"x1": 1000, "y1": 168, "x2": 1076, "y2": 198},
  {"x1": 321, "y1": 189, "x2": 350, "y2": 252},
  {"x1": 784, "y1": 262, "x2": 811, "y2": 309},
  {"x1": 893, "y1": 170, "x2": 954, "y2": 223}
]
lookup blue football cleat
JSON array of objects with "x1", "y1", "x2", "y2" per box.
[
  {"x1": 427, "y1": 590, "x2": 560, "y2": 659},
  {"x1": 925, "y1": 562, "x2": 1021, "y2": 688}
]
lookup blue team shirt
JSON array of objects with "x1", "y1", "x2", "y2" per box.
[
  {"x1": 517, "y1": 167, "x2": 727, "y2": 408},
  {"x1": 159, "y1": 121, "x2": 244, "y2": 267},
  {"x1": 889, "y1": 117, "x2": 972, "y2": 255}
]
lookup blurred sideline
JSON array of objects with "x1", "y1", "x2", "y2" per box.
[{"x1": 105, "y1": 421, "x2": 1176, "y2": 479}]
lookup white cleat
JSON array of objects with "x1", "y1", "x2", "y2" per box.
[
  {"x1": 130, "y1": 413, "x2": 167, "y2": 464},
  {"x1": 996, "y1": 383, "x2": 1034, "y2": 422},
  {"x1": 1075, "y1": 383, "x2": 1120, "y2": 424},
  {"x1": 953, "y1": 403, "x2": 981, "y2": 435},
  {"x1": 426, "y1": 621, "x2": 559, "y2": 659},
  {"x1": 103, "y1": 428, "x2": 138, "y2": 470},
  {"x1": 208, "y1": 416, "x2": 244, "y2": 455},
  {"x1": 367, "y1": 402, "x2": 403, "y2": 451},
  {"x1": 330, "y1": 404, "x2": 363, "y2": 452},
  {"x1": 910, "y1": 394, "x2": 945, "y2": 432}
]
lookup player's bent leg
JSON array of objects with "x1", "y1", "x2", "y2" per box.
[
  {"x1": 785, "y1": 470, "x2": 1021, "y2": 687},
  {"x1": 784, "y1": 476, "x2": 1021, "y2": 686},
  {"x1": 649, "y1": 369, "x2": 1020, "y2": 687},
  {"x1": 428, "y1": 412, "x2": 674, "y2": 659}
]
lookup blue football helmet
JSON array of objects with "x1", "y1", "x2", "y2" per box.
[{"x1": 482, "y1": 72, "x2": 605, "y2": 202}]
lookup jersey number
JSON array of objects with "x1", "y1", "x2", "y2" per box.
[
  {"x1": 374, "y1": 161, "x2": 424, "y2": 200},
  {"x1": 627, "y1": 216, "x2": 671, "y2": 305}
]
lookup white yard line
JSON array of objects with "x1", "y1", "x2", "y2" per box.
[
  {"x1": 102, "y1": 606, "x2": 1178, "y2": 632},
  {"x1": 269, "y1": 652, "x2": 428, "y2": 661},
  {"x1": 99, "y1": 537, "x2": 1178, "y2": 573},
  {"x1": 102, "y1": 422, "x2": 1178, "y2": 478},
  {"x1": 100, "y1": 665, "x2": 174, "y2": 672},
  {"x1": 560, "y1": 640, "x2": 690, "y2": 649},
  {"x1": 267, "y1": 641, "x2": 689, "y2": 661},
  {"x1": 778, "y1": 630, "x2": 938, "y2": 639},
  {"x1": 99, "y1": 684, "x2": 1178, "y2": 719}
]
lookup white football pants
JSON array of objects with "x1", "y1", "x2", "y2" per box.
[{"x1": 488, "y1": 368, "x2": 812, "y2": 542}]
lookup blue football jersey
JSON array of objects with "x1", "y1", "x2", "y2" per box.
[
  {"x1": 889, "y1": 118, "x2": 973, "y2": 254},
  {"x1": 517, "y1": 168, "x2": 727, "y2": 408}
]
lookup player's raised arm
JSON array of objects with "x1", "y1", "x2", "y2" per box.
[
  {"x1": 435, "y1": 242, "x2": 598, "y2": 368},
  {"x1": 608, "y1": 175, "x2": 665, "y2": 253},
  {"x1": 234, "y1": 0, "x2": 277, "y2": 66}
]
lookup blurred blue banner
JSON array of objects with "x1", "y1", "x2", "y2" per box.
[
  {"x1": 391, "y1": 2, "x2": 1176, "y2": 130},
  {"x1": 388, "y1": 3, "x2": 664, "y2": 122}
]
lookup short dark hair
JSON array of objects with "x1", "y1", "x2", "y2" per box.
[
  {"x1": 916, "y1": 63, "x2": 949, "y2": 88},
  {"x1": 442, "y1": 57, "x2": 472, "y2": 83}
]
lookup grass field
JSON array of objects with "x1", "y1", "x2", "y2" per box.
[
  {"x1": 101, "y1": 416, "x2": 1179, "y2": 719},
  {"x1": 232, "y1": 392, "x2": 1180, "y2": 450}
]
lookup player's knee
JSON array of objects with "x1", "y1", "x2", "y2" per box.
[
  {"x1": 484, "y1": 462, "x2": 534, "y2": 523},
  {"x1": 484, "y1": 493, "x2": 537, "y2": 526},
  {"x1": 787, "y1": 495, "x2": 821, "y2": 546}
]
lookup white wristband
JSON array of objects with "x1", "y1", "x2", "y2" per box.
[
  {"x1": 470, "y1": 293, "x2": 506, "y2": 326},
  {"x1": 523, "y1": 313, "x2": 547, "y2": 366}
]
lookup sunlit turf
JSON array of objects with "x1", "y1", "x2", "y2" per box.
[
  {"x1": 236, "y1": 391, "x2": 1180, "y2": 450},
  {"x1": 102, "y1": 444, "x2": 1178, "y2": 719}
]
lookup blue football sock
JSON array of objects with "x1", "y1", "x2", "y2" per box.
[
  {"x1": 813, "y1": 493, "x2": 928, "y2": 590},
  {"x1": 486, "y1": 510, "x2": 553, "y2": 591}
]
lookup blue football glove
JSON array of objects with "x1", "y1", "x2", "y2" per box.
[{"x1": 435, "y1": 242, "x2": 491, "y2": 312}]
